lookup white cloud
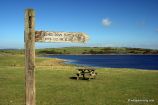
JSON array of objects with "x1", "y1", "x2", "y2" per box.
[
  {"x1": 138, "y1": 20, "x2": 145, "y2": 27},
  {"x1": 102, "y1": 18, "x2": 112, "y2": 27}
]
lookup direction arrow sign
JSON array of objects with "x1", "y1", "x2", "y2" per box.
[{"x1": 35, "y1": 31, "x2": 89, "y2": 43}]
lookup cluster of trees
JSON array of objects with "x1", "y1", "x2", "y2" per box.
[
  {"x1": 82, "y1": 48, "x2": 158, "y2": 54},
  {"x1": 38, "y1": 50, "x2": 63, "y2": 54}
]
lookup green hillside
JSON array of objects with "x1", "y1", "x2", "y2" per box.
[
  {"x1": 1, "y1": 47, "x2": 158, "y2": 55},
  {"x1": 36, "y1": 47, "x2": 158, "y2": 55}
]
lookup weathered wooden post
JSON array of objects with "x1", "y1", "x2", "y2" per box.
[{"x1": 24, "y1": 9, "x2": 35, "y2": 105}]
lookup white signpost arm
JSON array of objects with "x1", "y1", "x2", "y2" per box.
[{"x1": 35, "y1": 31, "x2": 89, "y2": 43}]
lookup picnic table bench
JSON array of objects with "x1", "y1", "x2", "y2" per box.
[{"x1": 76, "y1": 67, "x2": 97, "y2": 80}]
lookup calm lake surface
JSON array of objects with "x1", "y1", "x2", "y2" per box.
[{"x1": 46, "y1": 55, "x2": 158, "y2": 70}]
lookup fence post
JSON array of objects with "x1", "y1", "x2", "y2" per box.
[{"x1": 24, "y1": 9, "x2": 35, "y2": 105}]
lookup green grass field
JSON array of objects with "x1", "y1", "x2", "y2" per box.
[{"x1": 0, "y1": 55, "x2": 158, "y2": 105}]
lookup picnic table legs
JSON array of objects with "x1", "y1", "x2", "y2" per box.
[
  {"x1": 76, "y1": 73, "x2": 85, "y2": 80},
  {"x1": 82, "y1": 73, "x2": 85, "y2": 79},
  {"x1": 89, "y1": 75, "x2": 91, "y2": 80},
  {"x1": 76, "y1": 73, "x2": 79, "y2": 80}
]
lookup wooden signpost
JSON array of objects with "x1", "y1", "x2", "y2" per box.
[
  {"x1": 35, "y1": 31, "x2": 88, "y2": 43},
  {"x1": 24, "y1": 9, "x2": 35, "y2": 105},
  {"x1": 24, "y1": 9, "x2": 89, "y2": 105}
]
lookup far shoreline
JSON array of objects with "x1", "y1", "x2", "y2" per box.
[{"x1": 40, "y1": 54, "x2": 158, "y2": 56}]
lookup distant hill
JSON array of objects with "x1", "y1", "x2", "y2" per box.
[
  {"x1": 1, "y1": 47, "x2": 158, "y2": 55},
  {"x1": 0, "y1": 49, "x2": 23, "y2": 55},
  {"x1": 36, "y1": 47, "x2": 158, "y2": 55}
]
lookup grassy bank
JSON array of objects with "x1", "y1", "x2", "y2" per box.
[{"x1": 0, "y1": 55, "x2": 158, "y2": 105}]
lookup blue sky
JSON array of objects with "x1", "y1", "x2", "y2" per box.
[{"x1": 0, "y1": 0, "x2": 158, "y2": 49}]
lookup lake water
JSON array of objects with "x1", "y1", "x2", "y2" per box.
[{"x1": 46, "y1": 55, "x2": 158, "y2": 70}]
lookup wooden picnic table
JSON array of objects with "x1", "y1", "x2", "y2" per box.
[{"x1": 76, "y1": 67, "x2": 97, "y2": 80}]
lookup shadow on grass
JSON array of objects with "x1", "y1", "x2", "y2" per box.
[{"x1": 69, "y1": 76, "x2": 94, "y2": 80}]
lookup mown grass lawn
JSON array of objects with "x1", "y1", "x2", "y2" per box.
[{"x1": 0, "y1": 55, "x2": 158, "y2": 105}]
